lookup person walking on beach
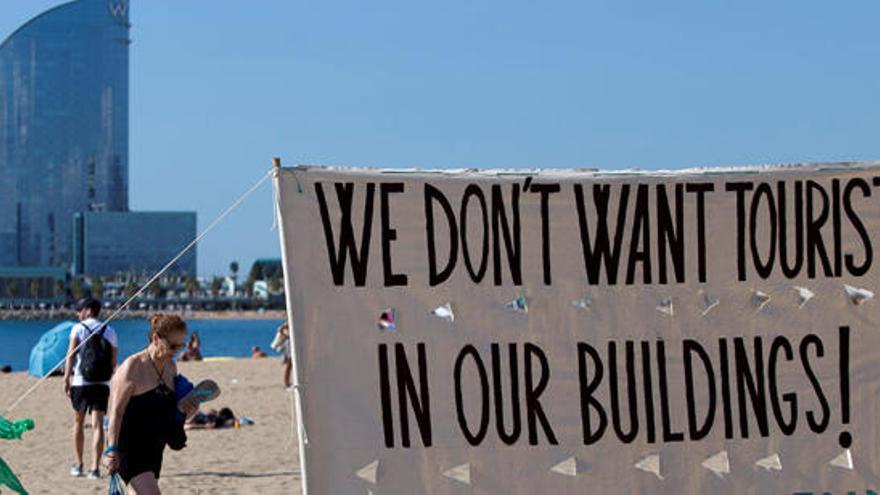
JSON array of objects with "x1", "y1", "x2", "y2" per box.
[
  {"x1": 63, "y1": 297, "x2": 118, "y2": 479},
  {"x1": 270, "y1": 322, "x2": 292, "y2": 389},
  {"x1": 103, "y1": 314, "x2": 199, "y2": 494}
]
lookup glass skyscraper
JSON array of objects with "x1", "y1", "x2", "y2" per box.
[
  {"x1": 0, "y1": 0, "x2": 130, "y2": 267},
  {"x1": 72, "y1": 212, "x2": 197, "y2": 276}
]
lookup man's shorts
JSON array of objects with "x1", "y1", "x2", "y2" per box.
[{"x1": 70, "y1": 384, "x2": 109, "y2": 413}]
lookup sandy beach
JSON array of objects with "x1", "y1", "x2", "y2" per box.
[{"x1": 2, "y1": 358, "x2": 302, "y2": 494}]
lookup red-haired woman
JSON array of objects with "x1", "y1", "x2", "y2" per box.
[{"x1": 103, "y1": 314, "x2": 198, "y2": 494}]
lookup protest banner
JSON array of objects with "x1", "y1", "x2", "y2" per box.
[{"x1": 275, "y1": 162, "x2": 880, "y2": 494}]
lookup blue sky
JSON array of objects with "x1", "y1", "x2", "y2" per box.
[{"x1": 2, "y1": 1, "x2": 879, "y2": 276}]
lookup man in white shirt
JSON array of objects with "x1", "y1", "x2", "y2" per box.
[{"x1": 63, "y1": 297, "x2": 118, "y2": 480}]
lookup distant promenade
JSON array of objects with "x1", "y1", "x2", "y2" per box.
[{"x1": 0, "y1": 308, "x2": 286, "y2": 321}]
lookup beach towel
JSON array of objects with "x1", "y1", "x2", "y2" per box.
[
  {"x1": 178, "y1": 379, "x2": 221, "y2": 412},
  {"x1": 174, "y1": 375, "x2": 194, "y2": 424},
  {"x1": 172, "y1": 376, "x2": 220, "y2": 446}
]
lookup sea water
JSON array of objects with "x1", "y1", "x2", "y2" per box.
[{"x1": 0, "y1": 319, "x2": 285, "y2": 373}]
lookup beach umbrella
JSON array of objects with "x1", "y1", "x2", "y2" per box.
[{"x1": 28, "y1": 321, "x2": 75, "y2": 377}]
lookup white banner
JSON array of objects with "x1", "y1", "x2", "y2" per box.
[{"x1": 275, "y1": 163, "x2": 880, "y2": 494}]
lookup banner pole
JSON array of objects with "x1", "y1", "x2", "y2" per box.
[{"x1": 273, "y1": 157, "x2": 310, "y2": 495}]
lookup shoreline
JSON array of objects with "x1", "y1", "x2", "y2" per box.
[{"x1": 0, "y1": 309, "x2": 287, "y2": 321}]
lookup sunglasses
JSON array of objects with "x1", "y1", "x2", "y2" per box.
[{"x1": 163, "y1": 336, "x2": 185, "y2": 351}]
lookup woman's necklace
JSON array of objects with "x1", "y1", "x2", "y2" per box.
[{"x1": 148, "y1": 351, "x2": 173, "y2": 396}]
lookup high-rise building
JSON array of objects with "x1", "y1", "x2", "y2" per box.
[
  {"x1": 0, "y1": 1, "x2": 197, "y2": 280},
  {"x1": 0, "y1": 0, "x2": 130, "y2": 267},
  {"x1": 72, "y1": 211, "x2": 197, "y2": 276}
]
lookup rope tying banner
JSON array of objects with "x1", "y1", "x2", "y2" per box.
[{"x1": 2, "y1": 168, "x2": 273, "y2": 416}]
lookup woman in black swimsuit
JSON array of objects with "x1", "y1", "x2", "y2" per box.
[{"x1": 103, "y1": 314, "x2": 198, "y2": 494}]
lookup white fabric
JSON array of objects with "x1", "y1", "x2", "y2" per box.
[
  {"x1": 275, "y1": 164, "x2": 880, "y2": 494},
  {"x1": 270, "y1": 331, "x2": 290, "y2": 358},
  {"x1": 69, "y1": 318, "x2": 117, "y2": 386}
]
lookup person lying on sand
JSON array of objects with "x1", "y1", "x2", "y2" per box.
[{"x1": 184, "y1": 407, "x2": 253, "y2": 430}]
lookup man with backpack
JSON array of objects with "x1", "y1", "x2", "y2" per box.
[{"x1": 63, "y1": 297, "x2": 118, "y2": 480}]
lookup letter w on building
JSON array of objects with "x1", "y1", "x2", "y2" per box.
[{"x1": 108, "y1": 1, "x2": 128, "y2": 18}]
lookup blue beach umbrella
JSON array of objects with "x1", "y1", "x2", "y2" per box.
[{"x1": 28, "y1": 321, "x2": 75, "y2": 377}]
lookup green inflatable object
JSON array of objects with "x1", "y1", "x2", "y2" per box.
[
  {"x1": 0, "y1": 416, "x2": 34, "y2": 494},
  {"x1": 0, "y1": 417, "x2": 34, "y2": 440},
  {"x1": 0, "y1": 457, "x2": 27, "y2": 494}
]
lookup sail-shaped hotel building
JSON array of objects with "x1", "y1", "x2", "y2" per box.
[{"x1": 0, "y1": 0, "x2": 195, "y2": 282}]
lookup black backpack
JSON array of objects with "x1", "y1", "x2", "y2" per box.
[{"x1": 79, "y1": 322, "x2": 113, "y2": 382}]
